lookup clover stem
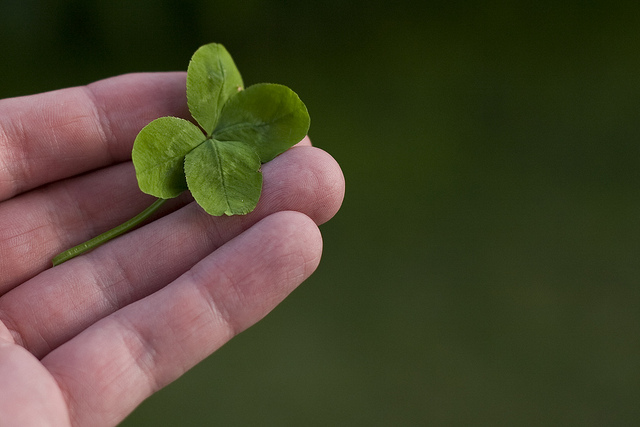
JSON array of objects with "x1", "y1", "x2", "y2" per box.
[{"x1": 52, "y1": 198, "x2": 169, "y2": 266}]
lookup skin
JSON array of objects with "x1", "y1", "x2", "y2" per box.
[{"x1": 0, "y1": 72, "x2": 345, "y2": 426}]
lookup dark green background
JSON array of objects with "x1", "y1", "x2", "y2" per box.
[{"x1": 2, "y1": 1, "x2": 640, "y2": 425}]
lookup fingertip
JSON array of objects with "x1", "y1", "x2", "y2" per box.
[
  {"x1": 262, "y1": 146, "x2": 345, "y2": 226},
  {"x1": 311, "y1": 148, "x2": 345, "y2": 225},
  {"x1": 187, "y1": 210, "x2": 323, "y2": 333},
  {"x1": 294, "y1": 135, "x2": 313, "y2": 147},
  {"x1": 272, "y1": 210, "x2": 324, "y2": 276}
]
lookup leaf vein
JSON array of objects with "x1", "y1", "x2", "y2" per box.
[
  {"x1": 210, "y1": 141, "x2": 230, "y2": 211},
  {"x1": 214, "y1": 112, "x2": 296, "y2": 137}
]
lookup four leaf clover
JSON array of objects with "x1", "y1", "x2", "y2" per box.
[
  {"x1": 132, "y1": 43, "x2": 310, "y2": 215},
  {"x1": 52, "y1": 43, "x2": 310, "y2": 265}
]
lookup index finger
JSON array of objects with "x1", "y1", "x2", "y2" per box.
[{"x1": 0, "y1": 72, "x2": 189, "y2": 201}]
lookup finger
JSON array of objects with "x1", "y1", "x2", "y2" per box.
[
  {"x1": 0, "y1": 146, "x2": 344, "y2": 357},
  {"x1": 42, "y1": 211, "x2": 321, "y2": 427},
  {"x1": 0, "y1": 162, "x2": 185, "y2": 292},
  {"x1": 297, "y1": 135, "x2": 312, "y2": 147},
  {"x1": 0, "y1": 133, "x2": 328, "y2": 291},
  {"x1": 0, "y1": 144, "x2": 342, "y2": 293},
  {"x1": 0, "y1": 72, "x2": 188, "y2": 201}
]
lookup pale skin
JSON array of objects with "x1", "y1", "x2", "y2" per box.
[{"x1": 0, "y1": 72, "x2": 345, "y2": 426}]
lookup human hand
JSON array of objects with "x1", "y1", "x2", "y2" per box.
[{"x1": 0, "y1": 73, "x2": 344, "y2": 426}]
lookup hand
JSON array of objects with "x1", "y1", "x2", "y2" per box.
[{"x1": 0, "y1": 73, "x2": 344, "y2": 426}]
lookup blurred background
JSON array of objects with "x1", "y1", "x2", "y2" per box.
[{"x1": 2, "y1": 0, "x2": 640, "y2": 425}]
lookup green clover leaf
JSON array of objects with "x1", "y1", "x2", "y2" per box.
[
  {"x1": 132, "y1": 43, "x2": 310, "y2": 216},
  {"x1": 52, "y1": 43, "x2": 310, "y2": 265},
  {"x1": 187, "y1": 42, "x2": 244, "y2": 136},
  {"x1": 185, "y1": 139, "x2": 262, "y2": 215}
]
